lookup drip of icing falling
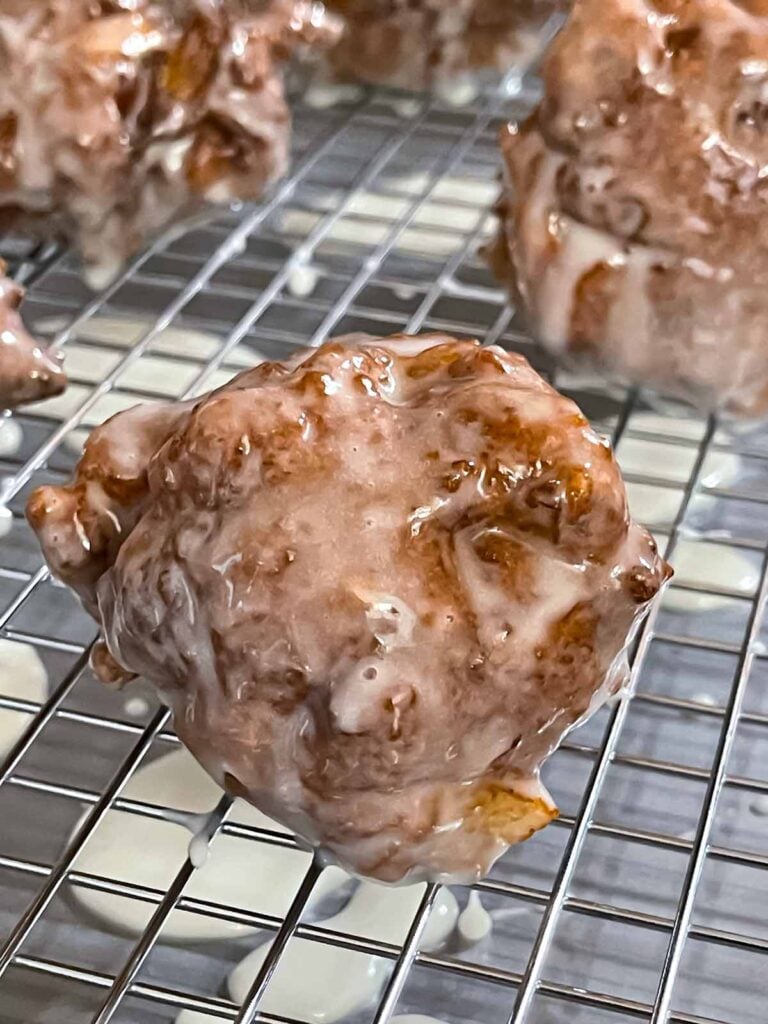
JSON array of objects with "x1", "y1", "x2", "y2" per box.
[
  {"x1": 390, "y1": 97, "x2": 422, "y2": 118},
  {"x1": 0, "y1": 639, "x2": 48, "y2": 758},
  {"x1": 287, "y1": 261, "x2": 319, "y2": 299},
  {"x1": 70, "y1": 747, "x2": 347, "y2": 941},
  {"x1": 0, "y1": 506, "x2": 12, "y2": 539},
  {"x1": 457, "y1": 890, "x2": 492, "y2": 945},
  {"x1": 0, "y1": 417, "x2": 22, "y2": 457},
  {"x1": 84, "y1": 260, "x2": 122, "y2": 293},
  {"x1": 435, "y1": 74, "x2": 479, "y2": 107},
  {"x1": 123, "y1": 695, "x2": 151, "y2": 718},
  {"x1": 225, "y1": 882, "x2": 458, "y2": 1022},
  {"x1": 188, "y1": 832, "x2": 209, "y2": 870}
]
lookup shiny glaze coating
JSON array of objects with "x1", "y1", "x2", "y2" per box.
[
  {"x1": 0, "y1": 261, "x2": 66, "y2": 410},
  {"x1": 0, "y1": 0, "x2": 340, "y2": 284},
  {"x1": 27, "y1": 334, "x2": 670, "y2": 882},
  {"x1": 326, "y1": 0, "x2": 562, "y2": 90},
  {"x1": 493, "y1": 0, "x2": 768, "y2": 418}
]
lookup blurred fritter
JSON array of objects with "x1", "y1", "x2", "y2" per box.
[
  {"x1": 0, "y1": 262, "x2": 65, "y2": 410},
  {"x1": 326, "y1": 0, "x2": 563, "y2": 92},
  {"x1": 492, "y1": 0, "x2": 768, "y2": 418},
  {"x1": 0, "y1": 0, "x2": 340, "y2": 286}
]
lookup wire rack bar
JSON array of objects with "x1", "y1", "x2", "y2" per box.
[
  {"x1": 0, "y1": 707, "x2": 170, "y2": 980},
  {"x1": 649, "y1": 552, "x2": 768, "y2": 1020},
  {"x1": 371, "y1": 883, "x2": 441, "y2": 1024},
  {"x1": 91, "y1": 793, "x2": 234, "y2": 1024},
  {"x1": 507, "y1": 418, "x2": 718, "y2": 1022},
  {"x1": 234, "y1": 859, "x2": 324, "y2": 1024}
]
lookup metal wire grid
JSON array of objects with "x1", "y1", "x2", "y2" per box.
[{"x1": 0, "y1": 79, "x2": 768, "y2": 1024}]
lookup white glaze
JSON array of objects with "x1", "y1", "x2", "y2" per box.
[
  {"x1": 624, "y1": 481, "x2": 682, "y2": 529},
  {"x1": 228, "y1": 940, "x2": 388, "y2": 1022},
  {"x1": 0, "y1": 505, "x2": 12, "y2": 539},
  {"x1": 435, "y1": 75, "x2": 479, "y2": 107},
  {"x1": 70, "y1": 748, "x2": 347, "y2": 941},
  {"x1": 223, "y1": 874, "x2": 457, "y2": 1020},
  {"x1": 392, "y1": 1018, "x2": 450, "y2": 1024},
  {"x1": 287, "y1": 262, "x2": 319, "y2": 299},
  {"x1": 305, "y1": 81, "x2": 364, "y2": 109},
  {"x1": 187, "y1": 832, "x2": 210, "y2": 870},
  {"x1": 0, "y1": 417, "x2": 22, "y2": 457},
  {"x1": 123, "y1": 695, "x2": 150, "y2": 718},
  {"x1": 313, "y1": 879, "x2": 458, "y2": 950},
  {"x1": 0, "y1": 639, "x2": 48, "y2": 758},
  {"x1": 457, "y1": 890, "x2": 492, "y2": 945},
  {"x1": 616, "y1": 436, "x2": 713, "y2": 486},
  {"x1": 689, "y1": 692, "x2": 717, "y2": 710},
  {"x1": 665, "y1": 540, "x2": 759, "y2": 614}
]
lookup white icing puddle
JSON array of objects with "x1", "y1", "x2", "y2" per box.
[
  {"x1": 618, "y1": 437, "x2": 740, "y2": 493},
  {"x1": 221, "y1": 874, "x2": 457, "y2": 1021},
  {"x1": 628, "y1": 411, "x2": 706, "y2": 443},
  {"x1": 625, "y1": 481, "x2": 683, "y2": 530},
  {"x1": 188, "y1": 832, "x2": 210, "y2": 870},
  {"x1": 661, "y1": 539, "x2": 760, "y2": 613},
  {"x1": 314, "y1": 879, "x2": 458, "y2": 950},
  {"x1": 617, "y1": 438, "x2": 700, "y2": 485},
  {"x1": 0, "y1": 639, "x2": 48, "y2": 758},
  {"x1": 700, "y1": 452, "x2": 743, "y2": 490},
  {"x1": 172, "y1": 839, "x2": 458, "y2": 1023},
  {"x1": 227, "y1": 940, "x2": 388, "y2": 1022},
  {"x1": 70, "y1": 748, "x2": 346, "y2": 941}
]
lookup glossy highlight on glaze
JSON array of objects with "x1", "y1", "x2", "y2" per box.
[
  {"x1": 492, "y1": 0, "x2": 768, "y2": 418},
  {"x1": 26, "y1": 333, "x2": 670, "y2": 882}
]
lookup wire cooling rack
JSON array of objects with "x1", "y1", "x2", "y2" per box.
[{"x1": 2, "y1": 74, "x2": 768, "y2": 1024}]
